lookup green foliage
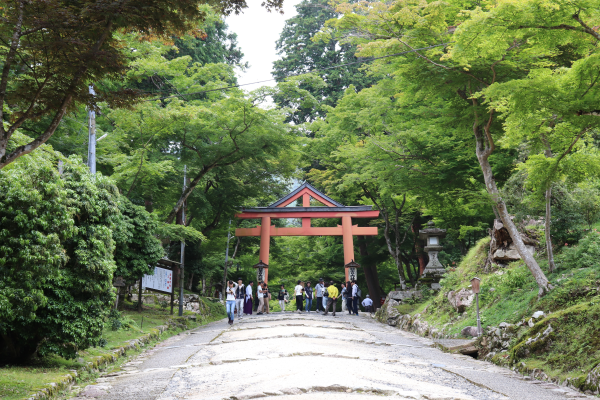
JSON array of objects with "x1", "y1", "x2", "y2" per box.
[
  {"x1": 0, "y1": 0, "x2": 226, "y2": 168},
  {"x1": 167, "y1": 8, "x2": 247, "y2": 69},
  {"x1": 557, "y1": 231, "x2": 600, "y2": 270},
  {"x1": 272, "y1": 0, "x2": 376, "y2": 123},
  {"x1": 113, "y1": 198, "x2": 165, "y2": 283},
  {"x1": 0, "y1": 143, "x2": 119, "y2": 362}
]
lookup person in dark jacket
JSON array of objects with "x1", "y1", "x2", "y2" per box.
[{"x1": 304, "y1": 281, "x2": 313, "y2": 312}]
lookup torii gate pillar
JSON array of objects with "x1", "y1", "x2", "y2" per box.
[
  {"x1": 342, "y1": 215, "x2": 354, "y2": 282},
  {"x1": 259, "y1": 216, "x2": 270, "y2": 282}
]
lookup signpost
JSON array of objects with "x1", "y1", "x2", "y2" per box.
[
  {"x1": 139, "y1": 259, "x2": 181, "y2": 314},
  {"x1": 141, "y1": 267, "x2": 173, "y2": 293}
]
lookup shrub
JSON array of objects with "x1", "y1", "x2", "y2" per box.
[
  {"x1": 557, "y1": 231, "x2": 600, "y2": 270},
  {"x1": 0, "y1": 146, "x2": 119, "y2": 362}
]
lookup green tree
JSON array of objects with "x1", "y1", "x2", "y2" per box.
[
  {"x1": 272, "y1": 0, "x2": 376, "y2": 124},
  {"x1": 0, "y1": 0, "x2": 284, "y2": 169},
  {"x1": 113, "y1": 199, "x2": 165, "y2": 284},
  {"x1": 0, "y1": 138, "x2": 119, "y2": 362},
  {"x1": 167, "y1": 12, "x2": 247, "y2": 68},
  {"x1": 323, "y1": 0, "x2": 600, "y2": 294}
]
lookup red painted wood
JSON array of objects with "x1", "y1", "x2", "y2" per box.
[
  {"x1": 235, "y1": 225, "x2": 378, "y2": 237},
  {"x1": 275, "y1": 187, "x2": 338, "y2": 208},
  {"x1": 235, "y1": 210, "x2": 379, "y2": 219}
]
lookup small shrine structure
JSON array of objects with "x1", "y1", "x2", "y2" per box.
[{"x1": 235, "y1": 183, "x2": 379, "y2": 282}]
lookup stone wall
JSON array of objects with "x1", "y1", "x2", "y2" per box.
[{"x1": 130, "y1": 289, "x2": 217, "y2": 313}]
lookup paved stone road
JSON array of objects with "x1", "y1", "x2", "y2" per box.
[{"x1": 73, "y1": 313, "x2": 589, "y2": 400}]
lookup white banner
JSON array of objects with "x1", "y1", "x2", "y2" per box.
[{"x1": 142, "y1": 266, "x2": 173, "y2": 293}]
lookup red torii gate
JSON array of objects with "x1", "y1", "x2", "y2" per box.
[{"x1": 235, "y1": 183, "x2": 379, "y2": 282}]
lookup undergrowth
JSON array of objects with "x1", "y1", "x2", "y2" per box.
[{"x1": 400, "y1": 231, "x2": 600, "y2": 390}]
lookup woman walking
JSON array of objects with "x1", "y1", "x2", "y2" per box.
[
  {"x1": 278, "y1": 284, "x2": 289, "y2": 312},
  {"x1": 225, "y1": 280, "x2": 238, "y2": 325}
]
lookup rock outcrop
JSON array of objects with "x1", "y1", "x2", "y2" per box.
[
  {"x1": 584, "y1": 364, "x2": 600, "y2": 395},
  {"x1": 447, "y1": 288, "x2": 474, "y2": 313},
  {"x1": 490, "y1": 219, "x2": 537, "y2": 263},
  {"x1": 461, "y1": 326, "x2": 479, "y2": 338},
  {"x1": 388, "y1": 290, "x2": 422, "y2": 303}
]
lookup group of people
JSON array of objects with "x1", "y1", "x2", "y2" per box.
[{"x1": 225, "y1": 277, "x2": 374, "y2": 325}]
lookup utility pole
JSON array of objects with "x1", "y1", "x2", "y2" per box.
[
  {"x1": 222, "y1": 219, "x2": 232, "y2": 297},
  {"x1": 178, "y1": 165, "x2": 186, "y2": 317},
  {"x1": 87, "y1": 85, "x2": 96, "y2": 174}
]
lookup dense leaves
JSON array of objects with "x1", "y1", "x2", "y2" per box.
[
  {"x1": 0, "y1": 141, "x2": 119, "y2": 362},
  {"x1": 113, "y1": 199, "x2": 165, "y2": 284},
  {"x1": 0, "y1": 0, "x2": 285, "y2": 169}
]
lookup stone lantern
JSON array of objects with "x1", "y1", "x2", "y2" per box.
[
  {"x1": 418, "y1": 221, "x2": 447, "y2": 289},
  {"x1": 253, "y1": 260, "x2": 268, "y2": 283},
  {"x1": 344, "y1": 260, "x2": 360, "y2": 282}
]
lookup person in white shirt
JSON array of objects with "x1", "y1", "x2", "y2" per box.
[
  {"x1": 362, "y1": 294, "x2": 374, "y2": 313},
  {"x1": 294, "y1": 280, "x2": 304, "y2": 312},
  {"x1": 351, "y1": 280, "x2": 359, "y2": 315},
  {"x1": 244, "y1": 281, "x2": 254, "y2": 315},
  {"x1": 235, "y1": 278, "x2": 245, "y2": 319},
  {"x1": 225, "y1": 281, "x2": 238, "y2": 325},
  {"x1": 257, "y1": 281, "x2": 265, "y2": 315},
  {"x1": 315, "y1": 279, "x2": 325, "y2": 312}
]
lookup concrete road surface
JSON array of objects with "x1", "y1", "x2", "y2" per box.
[{"x1": 71, "y1": 312, "x2": 588, "y2": 400}]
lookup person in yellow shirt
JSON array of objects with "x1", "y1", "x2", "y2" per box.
[{"x1": 323, "y1": 281, "x2": 339, "y2": 316}]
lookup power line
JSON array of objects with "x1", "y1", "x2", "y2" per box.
[{"x1": 143, "y1": 43, "x2": 451, "y2": 102}]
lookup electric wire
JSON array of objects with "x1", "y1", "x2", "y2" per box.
[{"x1": 143, "y1": 43, "x2": 451, "y2": 102}]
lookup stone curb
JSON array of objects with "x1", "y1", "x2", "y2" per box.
[{"x1": 26, "y1": 325, "x2": 168, "y2": 400}]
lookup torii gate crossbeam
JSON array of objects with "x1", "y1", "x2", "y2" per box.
[{"x1": 235, "y1": 183, "x2": 379, "y2": 282}]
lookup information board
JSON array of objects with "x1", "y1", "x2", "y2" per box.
[{"x1": 142, "y1": 266, "x2": 173, "y2": 294}]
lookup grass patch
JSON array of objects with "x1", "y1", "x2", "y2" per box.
[{"x1": 0, "y1": 296, "x2": 226, "y2": 400}]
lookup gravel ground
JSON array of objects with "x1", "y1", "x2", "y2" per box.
[{"x1": 69, "y1": 312, "x2": 589, "y2": 400}]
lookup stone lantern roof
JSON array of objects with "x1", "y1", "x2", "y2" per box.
[{"x1": 418, "y1": 221, "x2": 447, "y2": 241}]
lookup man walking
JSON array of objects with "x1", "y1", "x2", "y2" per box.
[
  {"x1": 362, "y1": 294, "x2": 374, "y2": 314},
  {"x1": 263, "y1": 283, "x2": 271, "y2": 314},
  {"x1": 294, "y1": 280, "x2": 304, "y2": 313},
  {"x1": 235, "y1": 278, "x2": 245, "y2": 319},
  {"x1": 323, "y1": 281, "x2": 339, "y2": 316},
  {"x1": 244, "y1": 281, "x2": 254, "y2": 315},
  {"x1": 315, "y1": 279, "x2": 325, "y2": 312},
  {"x1": 278, "y1": 284, "x2": 289, "y2": 312},
  {"x1": 341, "y1": 282, "x2": 348, "y2": 313},
  {"x1": 346, "y1": 282, "x2": 353, "y2": 314},
  {"x1": 257, "y1": 281, "x2": 265, "y2": 315},
  {"x1": 351, "y1": 280, "x2": 359, "y2": 315},
  {"x1": 304, "y1": 281, "x2": 313, "y2": 313}
]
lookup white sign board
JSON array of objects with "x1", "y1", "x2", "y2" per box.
[{"x1": 142, "y1": 266, "x2": 173, "y2": 293}]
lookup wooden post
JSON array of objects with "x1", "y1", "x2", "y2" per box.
[
  {"x1": 259, "y1": 216, "x2": 271, "y2": 282},
  {"x1": 170, "y1": 287, "x2": 174, "y2": 315},
  {"x1": 138, "y1": 274, "x2": 143, "y2": 312},
  {"x1": 342, "y1": 215, "x2": 354, "y2": 282}
]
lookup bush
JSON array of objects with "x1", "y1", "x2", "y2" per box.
[
  {"x1": 109, "y1": 310, "x2": 122, "y2": 331},
  {"x1": 0, "y1": 145, "x2": 119, "y2": 362},
  {"x1": 112, "y1": 198, "x2": 164, "y2": 283},
  {"x1": 557, "y1": 231, "x2": 600, "y2": 270}
]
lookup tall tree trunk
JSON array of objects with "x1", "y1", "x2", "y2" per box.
[
  {"x1": 188, "y1": 272, "x2": 194, "y2": 291},
  {"x1": 473, "y1": 116, "x2": 551, "y2": 295},
  {"x1": 358, "y1": 235, "x2": 381, "y2": 307},
  {"x1": 201, "y1": 276, "x2": 206, "y2": 296},
  {"x1": 541, "y1": 139, "x2": 556, "y2": 273},
  {"x1": 545, "y1": 186, "x2": 556, "y2": 272},
  {"x1": 411, "y1": 214, "x2": 426, "y2": 276}
]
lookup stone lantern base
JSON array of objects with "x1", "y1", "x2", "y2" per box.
[{"x1": 418, "y1": 245, "x2": 446, "y2": 290}]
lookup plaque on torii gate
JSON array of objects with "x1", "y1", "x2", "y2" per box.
[{"x1": 235, "y1": 182, "x2": 379, "y2": 282}]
